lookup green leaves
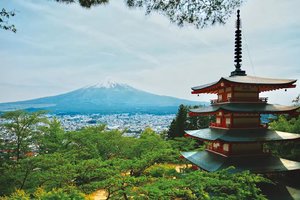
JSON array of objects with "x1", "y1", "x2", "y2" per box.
[
  {"x1": 0, "y1": 188, "x2": 85, "y2": 200},
  {"x1": 54, "y1": 0, "x2": 243, "y2": 28},
  {"x1": 181, "y1": 169, "x2": 268, "y2": 200},
  {"x1": 267, "y1": 115, "x2": 300, "y2": 161},
  {"x1": 167, "y1": 104, "x2": 211, "y2": 139},
  {"x1": 167, "y1": 104, "x2": 188, "y2": 138},
  {"x1": 0, "y1": 112, "x2": 267, "y2": 199},
  {"x1": 0, "y1": 110, "x2": 48, "y2": 162},
  {"x1": 38, "y1": 118, "x2": 65, "y2": 154},
  {"x1": 124, "y1": 0, "x2": 243, "y2": 28},
  {"x1": 0, "y1": 8, "x2": 16, "y2": 33},
  {"x1": 2, "y1": 0, "x2": 243, "y2": 35}
]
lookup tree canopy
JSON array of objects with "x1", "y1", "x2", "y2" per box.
[
  {"x1": 167, "y1": 104, "x2": 210, "y2": 139},
  {"x1": 0, "y1": 110, "x2": 267, "y2": 199},
  {"x1": 1, "y1": 0, "x2": 243, "y2": 33},
  {"x1": 267, "y1": 115, "x2": 300, "y2": 161},
  {"x1": 56, "y1": 0, "x2": 243, "y2": 28},
  {"x1": 0, "y1": 8, "x2": 16, "y2": 33}
]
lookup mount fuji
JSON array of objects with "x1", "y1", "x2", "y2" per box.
[{"x1": 0, "y1": 81, "x2": 206, "y2": 114}]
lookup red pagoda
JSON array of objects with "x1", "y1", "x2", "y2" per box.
[{"x1": 181, "y1": 10, "x2": 300, "y2": 173}]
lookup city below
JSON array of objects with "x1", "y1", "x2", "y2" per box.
[{"x1": 50, "y1": 113, "x2": 175, "y2": 134}]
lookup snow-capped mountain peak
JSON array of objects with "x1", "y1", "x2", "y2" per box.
[
  {"x1": 0, "y1": 81, "x2": 205, "y2": 114},
  {"x1": 92, "y1": 80, "x2": 118, "y2": 88},
  {"x1": 85, "y1": 79, "x2": 130, "y2": 89}
]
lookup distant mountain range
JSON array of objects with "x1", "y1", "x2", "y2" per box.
[{"x1": 0, "y1": 81, "x2": 207, "y2": 114}]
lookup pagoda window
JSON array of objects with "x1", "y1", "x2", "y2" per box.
[
  {"x1": 223, "y1": 144, "x2": 229, "y2": 152},
  {"x1": 227, "y1": 92, "x2": 232, "y2": 99},
  {"x1": 225, "y1": 87, "x2": 232, "y2": 92},
  {"x1": 218, "y1": 94, "x2": 223, "y2": 101},
  {"x1": 213, "y1": 142, "x2": 220, "y2": 149},
  {"x1": 225, "y1": 117, "x2": 231, "y2": 127},
  {"x1": 207, "y1": 143, "x2": 213, "y2": 150},
  {"x1": 216, "y1": 117, "x2": 221, "y2": 124}
]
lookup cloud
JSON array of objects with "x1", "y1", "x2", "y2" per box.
[{"x1": 0, "y1": 0, "x2": 299, "y2": 104}]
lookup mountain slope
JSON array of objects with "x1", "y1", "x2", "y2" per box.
[{"x1": 0, "y1": 82, "x2": 206, "y2": 114}]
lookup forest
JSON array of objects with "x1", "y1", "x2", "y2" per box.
[{"x1": 0, "y1": 106, "x2": 299, "y2": 199}]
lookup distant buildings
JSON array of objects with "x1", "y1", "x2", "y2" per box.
[{"x1": 50, "y1": 113, "x2": 174, "y2": 134}]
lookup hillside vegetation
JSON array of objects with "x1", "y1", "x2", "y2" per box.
[{"x1": 0, "y1": 110, "x2": 269, "y2": 199}]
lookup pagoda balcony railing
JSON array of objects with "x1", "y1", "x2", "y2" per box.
[
  {"x1": 259, "y1": 97, "x2": 268, "y2": 103},
  {"x1": 210, "y1": 122, "x2": 229, "y2": 128},
  {"x1": 210, "y1": 97, "x2": 268, "y2": 104},
  {"x1": 210, "y1": 122, "x2": 219, "y2": 127},
  {"x1": 210, "y1": 122, "x2": 268, "y2": 129},
  {"x1": 210, "y1": 99, "x2": 220, "y2": 104}
]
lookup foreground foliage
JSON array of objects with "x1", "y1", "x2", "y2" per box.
[
  {"x1": 167, "y1": 104, "x2": 211, "y2": 138},
  {"x1": 1, "y1": 0, "x2": 243, "y2": 33},
  {"x1": 0, "y1": 8, "x2": 16, "y2": 33},
  {"x1": 268, "y1": 115, "x2": 300, "y2": 161},
  {"x1": 56, "y1": 0, "x2": 243, "y2": 28},
  {"x1": 0, "y1": 110, "x2": 267, "y2": 199}
]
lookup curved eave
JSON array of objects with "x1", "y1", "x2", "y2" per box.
[
  {"x1": 184, "y1": 128, "x2": 300, "y2": 143},
  {"x1": 181, "y1": 151, "x2": 300, "y2": 173},
  {"x1": 191, "y1": 80, "x2": 221, "y2": 94},
  {"x1": 191, "y1": 76, "x2": 297, "y2": 94},
  {"x1": 189, "y1": 104, "x2": 300, "y2": 116}
]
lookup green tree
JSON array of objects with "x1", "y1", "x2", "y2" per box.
[
  {"x1": 125, "y1": 168, "x2": 268, "y2": 200},
  {"x1": 38, "y1": 118, "x2": 65, "y2": 154},
  {"x1": 3, "y1": 158, "x2": 36, "y2": 194},
  {"x1": 0, "y1": 116, "x2": 268, "y2": 199},
  {"x1": 0, "y1": 110, "x2": 48, "y2": 162},
  {"x1": 0, "y1": 188, "x2": 85, "y2": 200},
  {"x1": 292, "y1": 94, "x2": 300, "y2": 105},
  {"x1": 2, "y1": 0, "x2": 243, "y2": 33},
  {"x1": 63, "y1": 125, "x2": 108, "y2": 160},
  {"x1": 267, "y1": 115, "x2": 300, "y2": 161},
  {"x1": 0, "y1": 9, "x2": 16, "y2": 33},
  {"x1": 0, "y1": 190, "x2": 30, "y2": 200},
  {"x1": 167, "y1": 105, "x2": 210, "y2": 139},
  {"x1": 34, "y1": 188, "x2": 85, "y2": 200},
  {"x1": 167, "y1": 104, "x2": 188, "y2": 138},
  {"x1": 128, "y1": 128, "x2": 171, "y2": 158},
  {"x1": 56, "y1": 0, "x2": 243, "y2": 28},
  {"x1": 186, "y1": 108, "x2": 211, "y2": 130}
]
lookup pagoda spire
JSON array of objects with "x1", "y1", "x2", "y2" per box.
[{"x1": 230, "y1": 9, "x2": 246, "y2": 76}]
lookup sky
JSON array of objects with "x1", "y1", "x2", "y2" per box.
[{"x1": 0, "y1": 0, "x2": 300, "y2": 104}]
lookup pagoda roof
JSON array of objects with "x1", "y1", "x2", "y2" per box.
[
  {"x1": 185, "y1": 128, "x2": 300, "y2": 142},
  {"x1": 189, "y1": 103, "x2": 299, "y2": 116},
  {"x1": 192, "y1": 75, "x2": 296, "y2": 94},
  {"x1": 181, "y1": 150, "x2": 300, "y2": 173}
]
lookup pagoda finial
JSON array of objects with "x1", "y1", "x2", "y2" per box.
[{"x1": 230, "y1": 9, "x2": 246, "y2": 76}]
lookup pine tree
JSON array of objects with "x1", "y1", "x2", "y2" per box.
[
  {"x1": 167, "y1": 105, "x2": 210, "y2": 139},
  {"x1": 167, "y1": 105, "x2": 187, "y2": 139}
]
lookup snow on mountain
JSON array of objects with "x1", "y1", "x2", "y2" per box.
[{"x1": 86, "y1": 80, "x2": 124, "y2": 89}]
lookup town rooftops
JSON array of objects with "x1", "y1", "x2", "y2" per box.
[
  {"x1": 181, "y1": 150, "x2": 300, "y2": 173},
  {"x1": 192, "y1": 75, "x2": 297, "y2": 94},
  {"x1": 185, "y1": 128, "x2": 300, "y2": 142}
]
